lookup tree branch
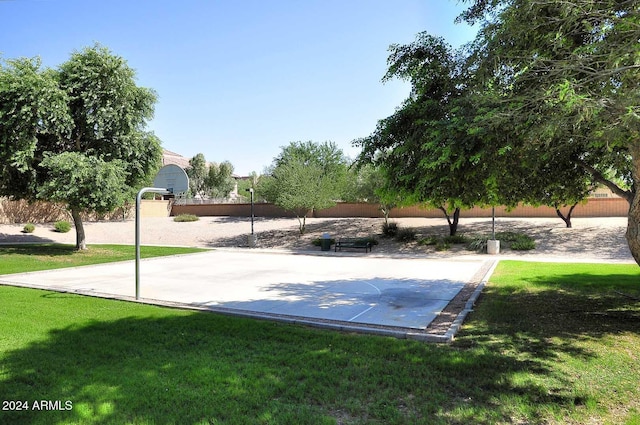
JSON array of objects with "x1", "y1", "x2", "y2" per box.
[
  {"x1": 438, "y1": 206, "x2": 452, "y2": 226},
  {"x1": 576, "y1": 159, "x2": 633, "y2": 203}
]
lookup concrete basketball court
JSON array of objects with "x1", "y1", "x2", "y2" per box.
[{"x1": 0, "y1": 249, "x2": 491, "y2": 338}]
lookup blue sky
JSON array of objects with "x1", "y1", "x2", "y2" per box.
[{"x1": 1, "y1": 0, "x2": 478, "y2": 175}]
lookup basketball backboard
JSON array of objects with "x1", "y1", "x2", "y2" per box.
[{"x1": 152, "y1": 164, "x2": 189, "y2": 195}]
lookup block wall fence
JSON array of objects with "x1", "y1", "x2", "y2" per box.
[
  {"x1": 0, "y1": 199, "x2": 172, "y2": 223},
  {"x1": 170, "y1": 198, "x2": 628, "y2": 219},
  {"x1": 0, "y1": 198, "x2": 626, "y2": 223}
]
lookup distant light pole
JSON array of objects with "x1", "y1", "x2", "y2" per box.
[
  {"x1": 492, "y1": 206, "x2": 496, "y2": 240},
  {"x1": 246, "y1": 188, "x2": 254, "y2": 234}
]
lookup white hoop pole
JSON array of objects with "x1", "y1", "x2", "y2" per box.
[{"x1": 136, "y1": 187, "x2": 170, "y2": 299}]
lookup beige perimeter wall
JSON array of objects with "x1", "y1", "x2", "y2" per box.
[
  {"x1": 171, "y1": 198, "x2": 628, "y2": 219},
  {"x1": 1, "y1": 198, "x2": 626, "y2": 224},
  {"x1": 0, "y1": 199, "x2": 172, "y2": 223},
  {"x1": 141, "y1": 200, "x2": 172, "y2": 217}
]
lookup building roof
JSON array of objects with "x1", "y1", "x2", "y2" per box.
[
  {"x1": 161, "y1": 148, "x2": 244, "y2": 179},
  {"x1": 161, "y1": 149, "x2": 191, "y2": 169}
]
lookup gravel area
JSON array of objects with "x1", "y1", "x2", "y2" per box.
[{"x1": 0, "y1": 216, "x2": 634, "y2": 262}]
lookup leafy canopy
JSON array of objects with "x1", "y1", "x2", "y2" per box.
[
  {"x1": 38, "y1": 152, "x2": 129, "y2": 213},
  {"x1": 460, "y1": 0, "x2": 640, "y2": 264},
  {"x1": 0, "y1": 44, "x2": 162, "y2": 249},
  {"x1": 186, "y1": 153, "x2": 236, "y2": 199},
  {"x1": 260, "y1": 141, "x2": 349, "y2": 234},
  {"x1": 354, "y1": 34, "x2": 503, "y2": 234}
]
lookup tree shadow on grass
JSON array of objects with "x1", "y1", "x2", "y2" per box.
[
  {"x1": 0, "y1": 243, "x2": 77, "y2": 257},
  {"x1": 455, "y1": 271, "x2": 640, "y2": 360},
  {"x1": 0, "y1": 288, "x2": 595, "y2": 425}
]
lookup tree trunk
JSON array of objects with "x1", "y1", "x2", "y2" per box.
[
  {"x1": 625, "y1": 150, "x2": 640, "y2": 266},
  {"x1": 381, "y1": 206, "x2": 390, "y2": 226},
  {"x1": 450, "y1": 207, "x2": 460, "y2": 236},
  {"x1": 555, "y1": 203, "x2": 577, "y2": 228},
  {"x1": 627, "y1": 196, "x2": 640, "y2": 265},
  {"x1": 71, "y1": 208, "x2": 87, "y2": 251},
  {"x1": 438, "y1": 206, "x2": 461, "y2": 236},
  {"x1": 296, "y1": 214, "x2": 306, "y2": 235}
]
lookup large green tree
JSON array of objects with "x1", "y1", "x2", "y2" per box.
[
  {"x1": 186, "y1": 153, "x2": 236, "y2": 199},
  {"x1": 207, "y1": 160, "x2": 235, "y2": 199},
  {"x1": 186, "y1": 153, "x2": 208, "y2": 198},
  {"x1": 461, "y1": 0, "x2": 640, "y2": 264},
  {"x1": 0, "y1": 45, "x2": 162, "y2": 250},
  {"x1": 347, "y1": 164, "x2": 409, "y2": 225},
  {"x1": 354, "y1": 34, "x2": 503, "y2": 235},
  {"x1": 260, "y1": 141, "x2": 349, "y2": 234}
]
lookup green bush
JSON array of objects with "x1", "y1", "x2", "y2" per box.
[
  {"x1": 467, "y1": 236, "x2": 489, "y2": 252},
  {"x1": 435, "y1": 241, "x2": 451, "y2": 251},
  {"x1": 418, "y1": 235, "x2": 439, "y2": 246},
  {"x1": 494, "y1": 231, "x2": 521, "y2": 242},
  {"x1": 395, "y1": 227, "x2": 417, "y2": 242},
  {"x1": 54, "y1": 221, "x2": 72, "y2": 233},
  {"x1": 173, "y1": 214, "x2": 199, "y2": 222},
  {"x1": 23, "y1": 223, "x2": 35, "y2": 233},
  {"x1": 443, "y1": 234, "x2": 469, "y2": 244},
  {"x1": 419, "y1": 234, "x2": 468, "y2": 248},
  {"x1": 494, "y1": 232, "x2": 536, "y2": 250},
  {"x1": 312, "y1": 238, "x2": 336, "y2": 246},
  {"x1": 466, "y1": 232, "x2": 536, "y2": 251},
  {"x1": 510, "y1": 234, "x2": 536, "y2": 250},
  {"x1": 363, "y1": 236, "x2": 379, "y2": 246},
  {"x1": 382, "y1": 221, "x2": 398, "y2": 237}
]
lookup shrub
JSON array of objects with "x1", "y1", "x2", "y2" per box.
[
  {"x1": 173, "y1": 214, "x2": 199, "y2": 222},
  {"x1": 418, "y1": 235, "x2": 439, "y2": 246},
  {"x1": 382, "y1": 221, "x2": 398, "y2": 237},
  {"x1": 494, "y1": 231, "x2": 536, "y2": 250},
  {"x1": 435, "y1": 241, "x2": 451, "y2": 251},
  {"x1": 467, "y1": 236, "x2": 489, "y2": 252},
  {"x1": 54, "y1": 220, "x2": 72, "y2": 233},
  {"x1": 510, "y1": 234, "x2": 536, "y2": 250},
  {"x1": 312, "y1": 238, "x2": 336, "y2": 246},
  {"x1": 494, "y1": 231, "x2": 522, "y2": 242},
  {"x1": 467, "y1": 232, "x2": 536, "y2": 251},
  {"x1": 23, "y1": 223, "x2": 35, "y2": 233},
  {"x1": 363, "y1": 236, "x2": 379, "y2": 246},
  {"x1": 395, "y1": 227, "x2": 417, "y2": 242},
  {"x1": 443, "y1": 234, "x2": 469, "y2": 244}
]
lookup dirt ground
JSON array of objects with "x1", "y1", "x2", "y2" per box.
[{"x1": 0, "y1": 215, "x2": 634, "y2": 262}]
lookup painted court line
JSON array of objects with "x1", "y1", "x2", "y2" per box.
[{"x1": 349, "y1": 305, "x2": 376, "y2": 322}]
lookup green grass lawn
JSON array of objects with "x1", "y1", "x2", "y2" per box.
[
  {"x1": 0, "y1": 257, "x2": 639, "y2": 424},
  {"x1": 0, "y1": 244, "x2": 207, "y2": 275}
]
